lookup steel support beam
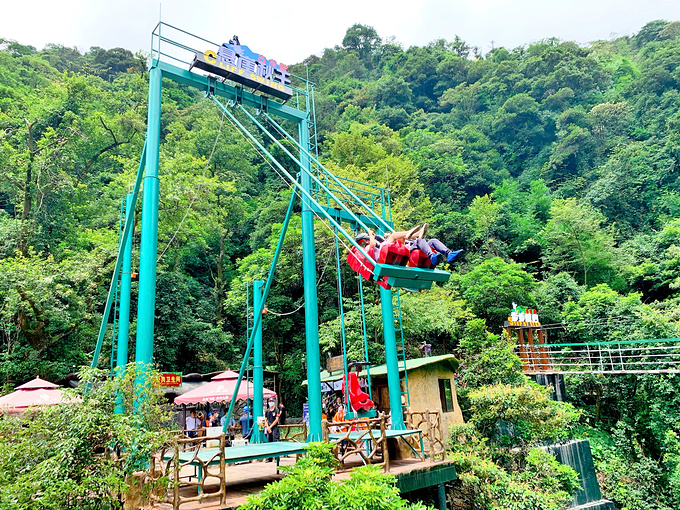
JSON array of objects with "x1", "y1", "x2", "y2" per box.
[
  {"x1": 115, "y1": 192, "x2": 134, "y2": 414},
  {"x1": 300, "y1": 117, "x2": 323, "y2": 442},
  {"x1": 380, "y1": 286, "x2": 406, "y2": 430},
  {"x1": 250, "y1": 280, "x2": 266, "y2": 443},
  {"x1": 134, "y1": 65, "x2": 162, "y2": 404}
]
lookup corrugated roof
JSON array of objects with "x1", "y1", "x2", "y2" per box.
[{"x1": 304, "y1": 354, "x2": 459, "y2": 385}]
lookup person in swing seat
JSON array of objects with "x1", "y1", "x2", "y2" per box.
[{"x1": 354, "y1": 223, "x2": 463, "y2": 267}]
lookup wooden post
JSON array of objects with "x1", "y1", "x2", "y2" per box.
[
  {"x1": 321, "y1": 419, "x2": 329, "y2": 442},
  {"x1": 380, "y1": 413, "x2": 390, "y2": 472},
  {"x1": 526, "y1": 328, "x2": 537, "y2": 371},
  {"x1": 173, "y1": 441, "x2": 180, "y2": 510},
  {"x1": 426, "y1": 409, "x2": 434, "y2": 463},
  {"x1": 536, "y1": 329, "x2": 550, "y2": 371},
  {"x1": 516, "y1": 328, "x2": 530, "y2": 372},
  {"x1": 219, "y1": 433, "x2": 226, "y2": 507}
]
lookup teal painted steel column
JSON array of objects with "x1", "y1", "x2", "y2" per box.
[
  {"x1": 134, "y1": 65, "x2": 162, "y2": 403},
  {"x1": 250, "y1": 280, "x2": 266, "y2": 443},
  {"x1": 380, "y1": 286, "x2": 406, "y2": 430},
  {"x1": 299, "y1": 117, "x2": 323, "y2": 442},
  {"x1": 115, "y1": 192, "x2": 134, "y2": 414},
  {"x1": 437, "y1": 484, "x2": 447, "y2": 510}
]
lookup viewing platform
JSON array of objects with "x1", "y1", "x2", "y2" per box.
[
  {"x1": 148, "y1": 414, "x2": 455, "y2": 509},
  {"x1": 150, "y1": 456, "x2": 456, "y2": 510}
]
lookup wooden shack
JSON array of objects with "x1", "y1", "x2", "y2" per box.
[
  {"x1": 366, "y1": 354, "x2": 464, "y2": 434},
  {"x1": 312, "y1": 354, "x2": 464, "y2": 435}
]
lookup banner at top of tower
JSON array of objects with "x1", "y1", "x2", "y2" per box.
[{"x1": 190, "y1": 42, "x2": 293, "y2": 100}]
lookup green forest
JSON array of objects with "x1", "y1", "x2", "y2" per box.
[{"x1": 3, "y1": 18, "x2": 680, "y2": 509}]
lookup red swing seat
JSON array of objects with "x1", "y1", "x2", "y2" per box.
[
  {"x1": 342, "y1": 371, "x2": 374, "y2": 412},
  {"x1": 378, "y1": 241, "x2": 410, "y2": 266},
  {"x1": 408, "y1": 248, "x2": 433, "y2": 269},
  {"x1": 347, "y1": 247, "x2": 391, "y2": 289}
]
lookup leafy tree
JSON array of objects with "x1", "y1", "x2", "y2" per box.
[
  {"x1": 342, "y1": 24, "x2": 382, "y2": 61},
  {"x1": 541, "y1": 198, "x2": 618, "y2": 287},
  {"x1": 240, "y1": 442, "x2": 430, "y2": 510},
  {"x1": 0, "y1": 365, "x2": 173, "y2": 509},
  {"x1": 456, "y1": 318, "x2": 525, "y2": 389},
  {"x1": 459, "y1": 257, "x2": 536, "y2": 330}
]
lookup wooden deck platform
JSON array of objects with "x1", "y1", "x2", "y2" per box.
[{"x1": 150, "y1": 454, "x2": 456, "y2": 509}]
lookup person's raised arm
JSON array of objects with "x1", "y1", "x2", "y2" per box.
[{"x1": 368, "y1": 230, "x2": 376, "y2": 250}]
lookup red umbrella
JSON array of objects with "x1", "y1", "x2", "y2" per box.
[
  {"x1": 174, "y1": 370, "x2": 276, "y2": 405},
  {"x1": 0, "y1": 377, "x2": 76, "y2": 413}
]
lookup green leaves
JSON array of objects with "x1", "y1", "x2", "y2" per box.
[
  {"x1": 459, "y1": 257, "x2": 536, "y2": 330},
  {"x1": 541, "y1": 198, "x2": 618, "y2": 287},
  {"x1": 0, "y1": 365, "x2": 173, "y2": 510},
  {"x1": 240, "y1": 442, "x2": 429, "y2": 510}
]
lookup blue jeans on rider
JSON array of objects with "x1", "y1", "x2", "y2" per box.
[{"x1": 410, "y1": 238, "x2": 451, "y2": 257}]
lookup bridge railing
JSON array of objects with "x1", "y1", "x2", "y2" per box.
[{"x1": 521, "y1": 337, "x2": 680, "y2": 375}]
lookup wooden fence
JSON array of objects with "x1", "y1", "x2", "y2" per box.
[
  {"x1": 321, "y1": 414, "x2": 389, "y2": 472},
  {"x1": 406, "y1": 409, "x2": 446, "y2": 462}
]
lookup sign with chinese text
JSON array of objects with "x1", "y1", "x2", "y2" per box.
[
  {"x1": 159, "y1": 372, "x2": 182, "y2": 387},
  {"x1": 504, "y1": 306, "x2": 541, "y2": 327},
  {"x1": 191, "y1": 42, "x2": 293, "y2": 100}
]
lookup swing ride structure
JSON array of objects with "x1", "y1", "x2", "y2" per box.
[
  {"x1": 90, "y1": 22, "x2": 451, "y2": 433},
  {"x1": 88, "y1": 22, "x2": 458, "y2": 495}
]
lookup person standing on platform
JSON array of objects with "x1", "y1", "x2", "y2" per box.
[
  {"x1": 278, "y1": 402, "x2": 287, "y2": 425},
  {"x1": 207, "y1": 411, "x2": 219, "y2": 428},
  {"x1": 185, "y1": 410, "x2": 200, "y2": 438},
  {"x1": 264, "y1": 398, "x2": 280, "y2": 461},
  {"x1": 239, "y1": 406, "x2": 252, "y2": 439}
]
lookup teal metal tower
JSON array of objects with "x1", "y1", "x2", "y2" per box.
[{"x1": 250, "y1": 280, "x2": 266, "y2": 443}]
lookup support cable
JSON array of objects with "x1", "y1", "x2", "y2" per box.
[
  {"x1": 263, "y1": 113, "x2": 394, "y2": 235},
  {"x1": 358, "y1": 273, "x2": 373, "y2": 399},
  {"x1": 335, "y1": 227, "x2": 350, "y2": 409},
  {"x1": 157, "y1": 111, "x2": 225, "y2": 262},
  {"x1": 90, "y1": 140, "x2": 147, "y2": 370},
  {"x1": 214, "y1": 97, "x2": 371, "y2": 268}
]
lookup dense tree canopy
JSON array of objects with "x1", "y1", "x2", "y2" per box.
[{"x1": 2, "y1": 19, "x2": 680, "y2": 509}]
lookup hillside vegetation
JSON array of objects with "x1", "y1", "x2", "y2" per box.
[{"x1": 2, "y1": 20, "x2": 680, "y2": 508}]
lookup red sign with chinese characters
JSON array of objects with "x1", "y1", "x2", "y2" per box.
[{"x1": 159, "y1": 372, "x2": 182, "y2": 387}]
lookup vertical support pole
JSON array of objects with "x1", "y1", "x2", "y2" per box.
[
  {"x1": 537, "y1": 329, "x2": 550, "y2": 372},
  {"x1": 380, "y1": 285, "x2": 406, "y2": 430},
  {"x1": 115, "y1": 192, "x2": 134, "y2": 414},
  {"x1": 251, "y1": 280, "x2": 266, "y2": 443},
  {"x1": 526, "y1": 328, "x2": 536, "y2": 372},
  {"x1": 437, "y1": 484, "x2": 447, "y2": 510},
  {"x1": 135, "y1": 65, "x2": 162, "y2": 405},
  {"x1": 518, "y1": 329, "x2": 529, "y2": 372},
  {"x1": 299, "y1": 117, "x2": 323, "y2": 442}
]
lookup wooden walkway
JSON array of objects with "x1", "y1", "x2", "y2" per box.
[{"x1": 150, "y1": 455, "x2": 454, "y2": 510}]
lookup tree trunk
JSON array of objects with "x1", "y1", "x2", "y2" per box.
[
  {"x1": 19, "y1": 118, "x2": 38, "y2": 255},
  {"x1": 215, "y1": 232, "x2": 226, "y2": 324}
]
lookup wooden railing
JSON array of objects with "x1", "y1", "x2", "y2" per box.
[
  {"x1": 406, "y1": 409, "x2": 446, "y2": 462},
  {"x1": 150, "y1": 433, "x2": 226, "y2": 510},
  {"x1": 321, "y1": 414, "x2": 389, "y2": 472},
  {"x1": 279, "y1": 423, "x2": 307, "y2": 442}
]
